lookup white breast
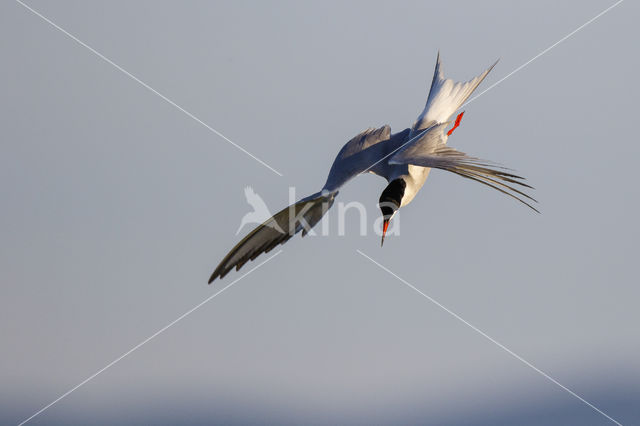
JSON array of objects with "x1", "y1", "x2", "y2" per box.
[{"x1": 400, "y1": 165, "x2": 432, "y2": 207}]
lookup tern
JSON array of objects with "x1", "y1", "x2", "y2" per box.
[{"x1": 208, "y1": 53, "x2": 537, "y2": 283}]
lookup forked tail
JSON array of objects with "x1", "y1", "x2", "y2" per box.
[{"x1": 413, "y1": 52, "x2": 497, "y2": 132}]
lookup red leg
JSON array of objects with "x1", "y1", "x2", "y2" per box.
[{"x1": 447, "y1": 111, "x2": 465, "y2": 136}]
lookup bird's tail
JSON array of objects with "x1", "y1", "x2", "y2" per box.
[{"x1": 412, "y1": 53, "x2": 497, "y2": 131}]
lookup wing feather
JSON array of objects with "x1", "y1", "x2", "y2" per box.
[
  {"x1": 323, "y1": 126, "x2": 411, "y2": 192},
  {"x1": 209, "y1": 192, "x2": 336, "y2": 282},
  {"x1": 390, "y1": 124, "x2": 538, "y2": 212}
]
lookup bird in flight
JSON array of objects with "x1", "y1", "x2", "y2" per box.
[{"x1": 208, "y1": 53, "x2": 537, "y2": 283}]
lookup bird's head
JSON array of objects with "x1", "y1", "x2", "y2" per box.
[{"x1": 378, "y1": 178, "x2": 406, "y2": 247}]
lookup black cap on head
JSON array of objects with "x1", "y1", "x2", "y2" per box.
[
  {"x1": 379, "y1": 178, "x2": 406, "y2": 246},
  {"x1": 378, "y1": 178, "x2": 406, "y2": 218}
]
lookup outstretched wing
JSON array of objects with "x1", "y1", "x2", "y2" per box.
[
  {"x1": 211, "y1": 126, "x2": 412, "y2": 282},
  {"x1": 412, "y1": 53, "x2": 497, "y2": 133},
  {"x1": 322, "y1": 126, "x2": 411, "y2": 192},
  {"x1": 209, "y1": 191, "x2": 336, "y2": 282},
  {"x1": 391, "y1": 123, "x2": 539, "y2": 212}
]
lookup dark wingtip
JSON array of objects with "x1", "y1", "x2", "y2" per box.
[{"x1": 490, "y1": 58, "x2": 500, "y2": 72}]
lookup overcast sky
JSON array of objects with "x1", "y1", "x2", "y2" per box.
[{"x1": 1, "y1": 0, "x2": 638, "y2": 425}]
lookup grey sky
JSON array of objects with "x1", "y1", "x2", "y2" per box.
[{"x1": 1, "y1": 0, "x2": 638, "y2": 424}]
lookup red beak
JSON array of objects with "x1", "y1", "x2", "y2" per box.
[{"x1": 381, "y1": 219, "x2": 390, "y2": 247}]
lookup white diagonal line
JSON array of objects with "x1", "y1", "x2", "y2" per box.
[
  {"x1": 361, "y1": 0, "x2": 623, "y2": 176},
  {"x1": 462, "y1": 0, "x2": 625, "y2": 108},
  {"x1": 17, "y1": 250, "x2": 283, "y2": 426},
  {"x1": 15, "y1": 0, "x2": 284, "y2": 177},
  {"x1": 356, "y1": 250, "x2": 623, "y2": 426}
]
